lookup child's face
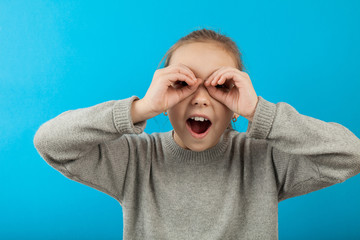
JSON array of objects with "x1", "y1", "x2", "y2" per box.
[{"x1": 167, "y1": 42, "x2": 236, "y2": 152}]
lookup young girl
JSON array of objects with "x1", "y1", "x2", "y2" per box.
[{"x1": 34, "y1": 28, "x2": 360, "y2": 239}]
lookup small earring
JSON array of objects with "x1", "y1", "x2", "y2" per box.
[
  {"x1": 163, "y1": 111, "x2": 168, "y2": 116},
  {"x1": 232, "y1": 115, "x2": 238, "y2": 122}
]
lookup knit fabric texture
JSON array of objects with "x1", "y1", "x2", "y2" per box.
[{"x1": 33, "y1": 96, "x2": 360, "y2": 240}]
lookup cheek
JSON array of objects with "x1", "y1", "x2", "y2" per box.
[
  {"x1": 168, "y1": 107, "x2": 183, "y2": 128},
  {"x1": 168, "y1": 100, "x2": 188, "y2": 118},
  {"x1": 168, "y1": 112, "x2": 178, "y2": 125},
  {"x1": 214, "y1": 108, "x2": 233, "y2": 129},
  {"x1": 168, "y1": 106, "x2": 179, "y2": 116},
  {"x1": 218, "y1": 105, "x2": 233, "y2": 120}
]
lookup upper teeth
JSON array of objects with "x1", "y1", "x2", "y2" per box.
[{"x1": 191, "y1": 117, "x2": 209, "y2": 121}]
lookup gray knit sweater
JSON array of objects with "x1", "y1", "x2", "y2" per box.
[{"x1": 33, "y1": 96, "x2": 360, "y2": 240}]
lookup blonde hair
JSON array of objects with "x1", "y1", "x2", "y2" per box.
[{"x1": 157, "y1": 27, "x2": 246, "y2": 130}]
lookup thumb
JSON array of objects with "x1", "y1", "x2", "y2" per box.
[
  {"x1": 176, "y1": 77, "x2": 203, "y2": 100},
  {"x1": 186, "y1": 77, "x2": 203, "y2": 94},
  {"x1": 205, "y1": 85, "x2": 227, "y2": 104}
]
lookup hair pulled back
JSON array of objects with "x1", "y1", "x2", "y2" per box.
[{"x1": 157, "y1": 28, "x2": 245, "y2": 72}]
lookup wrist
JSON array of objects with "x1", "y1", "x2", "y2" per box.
[
  {"x1": 131, "y1": 98, "x2": 158, "y2": 124},
  {"x1": 246, "y1": 97, "x2": 259, "y2": 122}
]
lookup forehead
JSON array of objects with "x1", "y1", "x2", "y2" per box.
[{"x1": 169, "y1": 42, "x2": 237, "y2": 78}]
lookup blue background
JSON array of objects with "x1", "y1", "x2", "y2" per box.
[{"x1": 1, "y1": 0, "x2": 360, "y2": 239}]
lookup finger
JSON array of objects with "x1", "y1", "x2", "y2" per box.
[
  {"x1": 211, "y1": 67, "x2": 241, "y2": 86},
  {"x1": 211, "y1": 68, "x2": 230, "y2": 86},
  {"x1": 205, "y1": 69, "x2": 218, "y2": 85},
  {"x1": 205, "y1": 68, "x2": 223, "y2": 86},
  {"x1": 163, "y1": 65, "x2": 195, "y2": 85},
  {"x1": 206, "y1": 85, "x2": 228, "y2": 104},
  {"x1": 218, "y1": 75, "x2": 226, "y2": 85},
  {"x1": 218, "y1": 71, "x2": 250, "y2": 90},
  {"x1": 238, "y1": 70, "x2": 250, "y2": 79},
  {"x1": 231, "y1": 70, "x2": 252, "y2": 85},
  {"x1": 172, "y1": 79, "x2": 200, "y2": 101},
  {"x1": 218, "y1": 72, "x2": 236, "y2": 85},
  {"x1": 179, "y1": 77, "x2": 202, "y2": 92},
  {"x1": 178, "y1": 63, "x2": 198, "y2": 81},
  {"x1": 167, "y1": 73, "x2": 196, "y2": 87},
  {"x1": 170, "y1": 64, "x2": 197, "y2": 82}
]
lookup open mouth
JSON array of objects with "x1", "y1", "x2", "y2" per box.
[{"x1": 186, "y1": 117, "x2": 212, "y2": 138}]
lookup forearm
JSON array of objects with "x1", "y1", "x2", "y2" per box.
[
  {"x1": 247, "y1": 97, "x2": 360, "y2": 181},
  {"x1": 34, "y1": 96, "x2": 146, "y2": 162}
]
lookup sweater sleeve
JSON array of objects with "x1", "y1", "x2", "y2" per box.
[
  {"x1": 33, "y1": 96, "x2": 146, "y2": 204},
  {"x1": 246, "y1": 96, "x2": 360, "y2": 201}
]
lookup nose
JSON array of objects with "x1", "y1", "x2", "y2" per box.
[{"x1": 191, "y1": 80, "x2": 211, "y2": 107}]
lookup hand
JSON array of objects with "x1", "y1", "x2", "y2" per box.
[
  {"x1": 204, "y1": 67, "x2": 258, "y2": 121},
  {"x1": 141, "y1": 64, "x2": 202, "y2": 116}
]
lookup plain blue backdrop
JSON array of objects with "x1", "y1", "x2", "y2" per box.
[{"x1": 1, "y1": 0, "x2": 360, "y2": 239}]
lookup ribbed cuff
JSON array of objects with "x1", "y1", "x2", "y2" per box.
[
  {"x1": 112, "y1": 96, "x2": 147, "y2": 134},
  {"x1": 246, "y1": 96, "x2": 276, "y2": 139}
]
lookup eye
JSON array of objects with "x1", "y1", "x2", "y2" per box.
[
  {"x1": 215, "y1": 84, "x2": 232, "y2": 92},
  {"x1": 173, "y1": 81, "x2": 188, "y2": 89},
  {"x1": 181, "y1": 81, "x2": 188, "y2": 87},
  {"x1": 215, "y1": 84, "x2": 227, "y2": 89}
]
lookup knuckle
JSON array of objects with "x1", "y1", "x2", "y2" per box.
[{"x1": 242, "y1": 71, "x2": 249, "y2": 77}]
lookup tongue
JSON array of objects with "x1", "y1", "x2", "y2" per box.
[{"x1": 188, "y1": 119, "x2": 211, "y2": 134}]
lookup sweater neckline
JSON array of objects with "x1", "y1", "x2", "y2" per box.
[{"x1": 163, "y1": 129, "x2": 231, "y2": 164}]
